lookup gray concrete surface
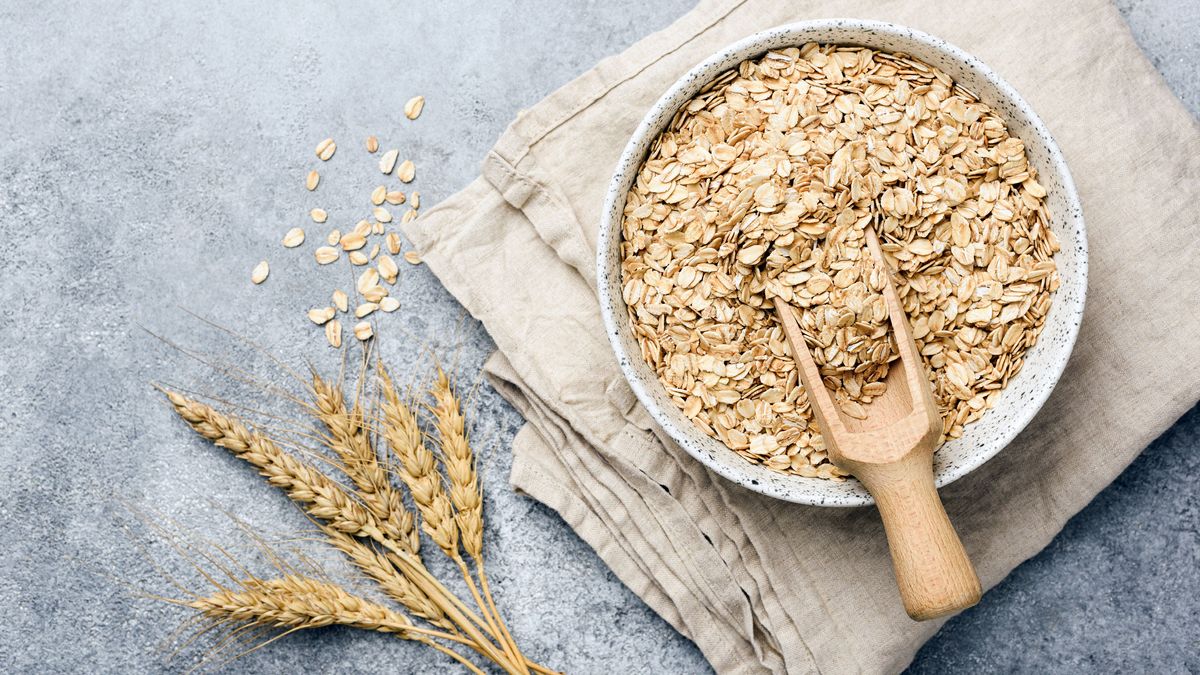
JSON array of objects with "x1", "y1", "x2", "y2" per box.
[{"x1": 0, "y1": 1, "x2": 1195, "y2": 673}]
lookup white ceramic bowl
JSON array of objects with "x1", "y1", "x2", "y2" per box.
[{"x1": 597, "y1": 20, "x2": 1087, "y2": 506}]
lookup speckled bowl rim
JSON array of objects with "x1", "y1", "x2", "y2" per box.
[{"x1": 597, "y1": 19, "x2": 1087, "y2": 507}]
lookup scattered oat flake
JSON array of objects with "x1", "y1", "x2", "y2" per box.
[
  {"x1": 357, "y1": 268, "x2": 380, "y2": 293},
  {"x1": 411, "y1": 192, "x2": 420, "y2": 209},
  {"x1": 363, "y1": 285, "x2": 388, "y2": 303},
  {"x1": 373, "y1": 207, "x2": 392, "y2": 223},
  {"x1": 325, "y1": 319, "x2": 342, "y2": 348},
  {"x1": 355, "y1": 302, "x2": 379, "y2": 318},
  {"x1": 397, "y1": 160, "x2": 415, "y2": 183},
  {"x1": 385, "y1": 191, "x2": 405, "y2": 205},
  {"x1": 349, "y1": 251, "x2": 369, "y2": 265},
  {"x1": 353, "y1": 321, "x2": 374, "y2": 341},
  {"x1": 369, "y1": 243, "x2": 380, "y2": 260},
  {"x1": 310, "y1": 208, "x2": 328, "y2": 223},
  {"x1": 308, "y1": 307, "x2": 335, "y2": 325},
  {"x1": 403, "y1": 251, "x2": 422, "y2": 265},
  {"x1": 365, "y1": 136, "x2": 379, "y2": 153},
  {"x1": 353, "y1": 220, "x2": 372, "y2": 237},
  {"x1": 371, "y1": 221, "x2": 384, "y2": 235},
  {"x1": 402, "y1": 209, "x2": 417, "y2": 224},
  {"x1": 306, "y1": 170, "x2": 320, "y2": 191},
  {"x1": 371, "y1": 186, "x2": 386, "y2": 206},
  {"x1": 332, "y1": 289, "x2": 348, "y2": 312},
  {"x1": 251, "y1": 260, "x2": 269, "y2": 284},
  {"x1": 404, "y1": 95, "x2": 425, "y2": 120},
  {"x1": 380, "y1": 297, "x2": 400, "y2": 313},
  {"x1": 379, "y1": 149, "x2": 399, "y2": 175},
  {"x1": 341, "y1": 232, "x2": 366, "y2": 251},
  {"x1": 314, "y1": 246, "x2": 340, "y2": 265},
  {"x1": 386, "y1": 232, "x2": 401, "y2": 255},
  {"x1": 326, "y1": 229, "x2": 342, "y2": 246},
  {"x1": 378, "y1": 254, "x2": 398, "y2": 281},
  {"x1": 282, "y1": 227, "x2": 305, "y2": 248},
  {"x1": 315, "y1": 138, "x2": 336, "y2": 161}
]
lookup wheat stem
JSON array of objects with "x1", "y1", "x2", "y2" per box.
[
  {"x1": 418, "y1": 638, "x2": 487, "y2": 675},
  {"x1": 164, "y1": 376, "x2": 549, "y2": 675},
  {"x1": 478, "y1": 562, "x2": 524, "y2": 672},
  {"x1": 378, "y1": 369, "x2": 515, "y2": 664},
  {"x1": 430, "y1": 369, "x2": 528, "y2": 675},
  {"x1": 454, "y1": 555, "x2": 508, "y2": 662},
  {"x1": 377, "y1": 541, "x2": 522, "y2": 675}
]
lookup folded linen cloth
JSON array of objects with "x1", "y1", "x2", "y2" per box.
[{"x1": 401, "y1": 1, "x2": 1200, "y2": 672}]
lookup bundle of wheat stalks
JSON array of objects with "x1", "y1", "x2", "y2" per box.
[{"x1": 159, "y1": 361, "x2": 553, "y2": 674}]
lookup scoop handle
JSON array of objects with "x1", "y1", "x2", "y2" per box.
[{"x1": 857, "y1": 454, "x2": 982, "y2": 621}]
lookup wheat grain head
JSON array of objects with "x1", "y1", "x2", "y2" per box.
[
  {"x1": 189, "y1": 574, "x2": 414, "y2": 634},
  {"x1": 429, "y1": 368, "x2": 483, "y2": 560},
  {"x1": 320, "y1": 525, "x2": 448, "y2": 629},
  {"x1": 310, "y1": 374, "x2": 419, "y2": 554},
  {"x1": 378, "y1": 367, "x2": 460, "y2": 558},
  {"x1": 164, "y1": 390, "x2": 379, "y2": 537}
]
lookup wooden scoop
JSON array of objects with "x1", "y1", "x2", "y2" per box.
[{"x1": 773, "y1": 226, "x2": 981, "y2": 621}]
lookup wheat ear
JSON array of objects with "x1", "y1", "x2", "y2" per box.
[
  {"x1": 311, "y1": 374, "x2": 419, "y2": 554},
  {"x1": 165, "y1": 390, "x2": 522, "y2": 674},
  {"x1": 186, "y1": 575, "x2": 485, "y2": 675},
  {"x1": 165, "y1": 390, "x2": 377, "y2": 536},
  {"x1": 378, "y1": 367, "x2": 511, "y2": 663},
  {"x1": 383, "y1": 368, "x2": 554, "y2": 675},
  {"x1": 430, "y1": 368, "x2": 528, "y2": 675},
  {"x1": 430, "y1": 368, "x2": 483, "y2": 559},
  {"x1": 190, "y1": 575, "x2": 413, "y2": 633},
  {"x1": 378, "y1": 367, "x2": 459, "y2": 557},
  {"x1": 320, "y1": 525, "x2": 448, "y2": 629}
]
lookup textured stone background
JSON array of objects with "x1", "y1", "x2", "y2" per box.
[{"x1": 0, "y1": 1, "x2": 1196, "y2": 672}]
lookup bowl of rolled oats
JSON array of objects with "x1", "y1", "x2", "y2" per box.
[{"x1": 597, "y1": 20, "x2": 1087, "y2": 506}]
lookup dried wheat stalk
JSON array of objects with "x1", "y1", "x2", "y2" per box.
[
  {"x1": 184, "y1": 574, "x2": 484, "y2": 675},
  {"x1": 164, "y1": 392, "x2": 514, "y2": 672},
  {"x1": 378, "y1": 367, "x2": 460, "y2": 557},
  {"x1": 310, "y1": 373, "x2": 419, "y2": 553},
  {"x1": 164, "y1": 390, "x2": 378, "y2": 536},
  {"x1": 162, "y1": 366, "x2": 551, "y2": 675},
  {"x1": 429, "y1": 369, "x2": 526, "y2": 673},
  {"x1": 320, "y1": 525, "x2": 447, "y2": 629},
  {"x1": 430, "y1": 369, "x2": 483, "y2": 560},
  {"x1": 190, "y1": 575, "x2": 414, "y2": 634}
]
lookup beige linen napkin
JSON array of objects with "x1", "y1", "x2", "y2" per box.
[{"x1": 401, "y1": 1, "x2": 1200, "y2": 672}]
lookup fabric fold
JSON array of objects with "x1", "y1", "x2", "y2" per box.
[
  {"x1": 486, "y1": 351, "x2": 772, "y2": 673},
  {"x1": 404, "y1": 1, "x2": 1200, "y2": 672}
]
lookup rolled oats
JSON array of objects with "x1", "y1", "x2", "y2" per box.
[
  {"x1": 250, "y1": 260, "x2": 269, "y2": 284},
  {"x1": 620, "y1": 45, "x2": 1060, "y2": 480},
  {"x1": 315, "y1": 138, "x2": 336, "y2": 161},
  {"x1": 379, "y1": 149, "x2": 399, "y2": 175},
  {"x1": 353, "y1": 320, "x2": 374, "y2": 341},
  {"x1": 282, "y1": 227, "x2": 305, "y2": 248},
  {"x1": 397, "y1": 160, "x2": 415, "y2": 183},
  {"x1": 404, "y1": 95, "x2": 425, "y2": 120}
]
